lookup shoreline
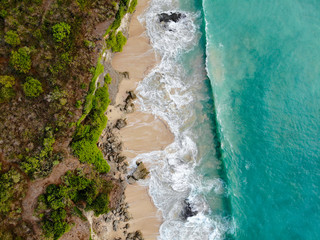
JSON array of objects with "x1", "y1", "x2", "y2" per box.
[{"x1": 106, "y1": 0, "x2": 174, "y2": 239}]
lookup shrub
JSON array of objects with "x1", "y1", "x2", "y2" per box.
[
  {"x1": 0, "y1": 169, "x2": 20, "y2": 214},
  {"x1": 104, "y1": 74, "x2": 112, "y2": 85},
  {"x1": 38, "y1": 170, "x2": 112, "y2": 238},
  {"x1": 71, "y1": 140, "x2": 110, "y2": 173},
  {"x1": 52, "y1": 22, "x2": 71, "y2": 43},
  {"x1": 0, "y1": 75, "x2": 15, "y2": 88},
  {"x1": 76, "y1": 0, "x2": 93, "y2": 9},
  {"x1": 75, "y1": 100, "x2": 82, "y2": 109},
  {"x1": 22, "y1": 77, "x2": 43, "y2": 97},
  {"x1": 84, "y1": 40, "x2": 95, "y2": 49},
  {"x1": 0, "y1": 86, "x2": 15, "y2": 103},
  {"x1": 105, "y1": 5, "x2": 126, "y2": 35},
  {"x1": 10, "y1": 47, "x2": 32, "y2": 73},
  {"x1": 0, "y1": 10, "x2": 8, "y2": 18},
  {"x1": 120, "y1": 0, "x2": 130, "y2": 8},
  {"x1": 128, "y1": 0, "x2": 137, "y2": 13},
  {"x1": 72, "y1": 81, "x2": 110, "y2": 173},
  {"x1": 4, "y1": 30, "x2": 21, "y2": 47},
  {"x1": 86, "y1": 193, "x2": 109, "y2": 216},
  {"x1": 106, "y1": 31, "x2": 127, "y2": 52},
  {"x1": 20, "y1": 130, "x2": 55, "y2": 178}
]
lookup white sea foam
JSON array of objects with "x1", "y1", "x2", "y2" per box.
[{"x1": 130, "y1": 0, "x2": 231, "y2": 239}]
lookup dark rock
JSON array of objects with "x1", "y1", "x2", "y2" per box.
[
  {"x1": 158, "y1": 12, "x2": 186, "y2": 23},
  {"x1": 125, "y1": 91, "x2": 137, "y2": 101},
  {"x1": 115, "y1": 118, "x2": 127, "y2": 130},
  {"x1": 113, "y1": 220, "x2": 119, "y2": 231},
  {"x1": 181, "y1": 199, "x2": 198, "y2": 220}
]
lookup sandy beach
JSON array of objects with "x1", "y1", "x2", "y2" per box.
[{"x1": 107, "y1": 0, "x2": 174, "y2": 239}]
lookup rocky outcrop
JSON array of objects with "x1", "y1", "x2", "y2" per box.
[
  {"x1": 158, "y1": 12, "x2": 186, "y2": 23},
  {"x1": 127, "y1": 161, "x2": 149, "y2": 184},
  {"x1": 181, "y1": 199, "x2": 198, "y2": 220},
  {"x1": 115, "y1": 118, "x2": 127, "y2": 130}
]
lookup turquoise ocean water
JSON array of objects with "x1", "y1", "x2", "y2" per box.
[
  {"x1": 137, "y1": 0, "x2": 320, "y2": 239},
  {"x1": 202, "y1": 0, "x2": 320, "y2": 239}
]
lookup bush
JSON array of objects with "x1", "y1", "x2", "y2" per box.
[
  {"x1": 10, "y1": 47, "x2": 32, "y2": 73},
  {"x1": 105, "y1": 5, "x2": 126, "y2": 35},
  {"x1": 0, "y1": 75, "x2": 15, "y2": 88},
  {"x1": 0, "y1": 169, "x2": 22, "y2": 215},
  {"x1": 38, "y1": 170, "x2": 113, "y2": 238},
  {"x1": 72, "y1": 81, "x2": 110, "y2": 173},
  {"x1": 106, "y1": 31, "x2": 127, "y2": 52},
  {"x1": 4, "y1": 30, "x2": 20, "y2": 47},
  {"x1": 52, "y1": 22, "x2": 71, "y2": 43},
  {"x1": 104, "y1": 74, "x2": 112, "y2": 85},
  {"x1": 83, "y1": 40, "x2": 95, "y2": 49},
  {"x1": 22, "y1": 77, "x2": 43, "y2": 97},
  {"x1": 128, "y1": 0, "x2": 137, "y2": 13},
  {"x1": 20, "y1": 131, "x2": 55, "y2": 178},
  {"x1": 71, "y1": 140, "x2": 110, "y2": 173},
  {"x1": 86, "y1": 193, "x2": 109, "y2": 217}
]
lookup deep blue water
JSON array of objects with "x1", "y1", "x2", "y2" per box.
[{"x1": 202, "y1": 0, "x2": 320, "y2": 239}]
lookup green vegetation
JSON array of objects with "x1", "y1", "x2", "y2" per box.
[
  {"x1": 106, "y1": 31, "x2": 127, "y2": 52},
  {"x1": 22, "y1": 77, "x2": 43, "y2": 97},
  {"x1": 129, "y1": 0, "x2": 138, "y2": 13},
  {"x1": 0, "y1": 86, "x2": 15, "y2": 103},
  {"x1": 5, "y1": 30, "x2": 21, "y2": 47},
  {"x1": 0, "y1": 0, "x2": 129, "y2": 238},
  {"x1": 84, "y1": 40, "x2": 95, "y2": 49},
  {"x1": 104, "y1": 73, "x2": 112, "y2": 85},
  {"x1": 72, "y1": 74, "x2": 111, "y2": 173},
  {"x1": 78, "y1": 58, "x2": 104, "y2": 124},
  {"x1": 20, "y1": 128, "x2": 58, "y2": 178},
  {"x1": 76, "y1": 0, "x2": 93, "y2": 10},
  {"x1": 52, "y1": 22, "x2": 71, "y2": 43},
  {"x1": 104, "y1": 0, "x2": 134, "y2": 37},
  {"x1": 0, "y1": 75, "x2": 15, "y2": 88},
  {"x1": 37, "y1": 170, "x2": 112, "y2": 239},
  {"x1": 0, "y1": 75, "x2": 15, "y2": 103},
  {"x1": 0, "y1": 168, "x2": 22, "y2": 215},
  {"x1": 10, "y1": 47, "x2": 32, "y2": 73}
]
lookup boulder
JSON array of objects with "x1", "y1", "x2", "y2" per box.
[
  {"x1": 132, "y1": 161, "x2": 149, "y2": 180},
  {"x1": 158, "y1": 12, "x2": 186, "y2": 23},
  {"x1": 181, "y1": 199, "x2": 198, "y2": 220},
  {"x1": 113, "y1": 220, "x2": 119, "y2": 231},
  {"x1": 115, "y1": 119, "x2": 127, "y2": 130},
  {"x1": 127, "y1": 176, "x2": 136, "y2": 185}
]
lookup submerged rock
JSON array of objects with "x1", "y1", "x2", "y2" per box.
[{"x1": 158, "y1": 12, "x2": 186, "y2": 23}]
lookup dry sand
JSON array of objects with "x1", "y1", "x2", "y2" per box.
[{"x1": 107, "y1": 0, "x2": 174, "y2": 239}]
